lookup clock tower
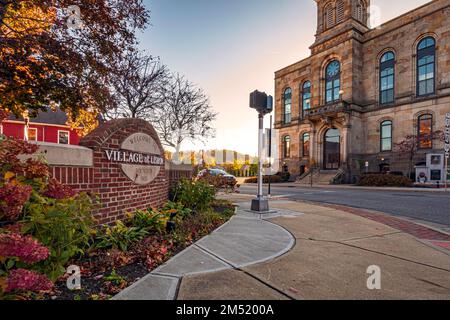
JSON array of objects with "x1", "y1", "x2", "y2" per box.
[{"x1": 314, "y1": 0, "x2": 371, "y2": 44}]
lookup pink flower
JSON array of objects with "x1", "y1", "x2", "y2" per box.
[
  {"x1": 6, "y1": 269, "x2": 53, "y2": 293},
  {"x1": 0, "y1": 233, "x2": 50, "y2": 264}
]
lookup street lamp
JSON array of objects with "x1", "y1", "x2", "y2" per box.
[{"x1": 249, "y1": 90, "x2": 273, "y2": 212}]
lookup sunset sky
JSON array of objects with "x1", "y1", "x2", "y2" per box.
[{"x1": 140, "y1": 0, "x2": 431, "y2": 155}]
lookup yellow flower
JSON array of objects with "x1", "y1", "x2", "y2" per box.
[{"x1": 4, "y1": 171, "x2": 15, "y2": 180}]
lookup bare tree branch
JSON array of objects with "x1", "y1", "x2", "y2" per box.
[
  {"x1": 151, "y1": 73, "x2": 217, "y2": 150},
  {"x1": 104, "y1": 50, "x2": 168, "y2": 120}
]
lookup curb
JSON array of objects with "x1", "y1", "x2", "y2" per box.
[{"x1": 113, "y1": 208, "x2": 296, "y2": 300}]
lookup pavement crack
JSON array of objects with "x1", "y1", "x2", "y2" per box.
[
  {"x1": 341, "y1": 231, "x2": 403, "y2": 242},
  {"x1": 235, "y1": 269, "x2": 298, "y2": 300},
  {"x1": 414, "y1": 278, "x2": 449, "y2": 290}
]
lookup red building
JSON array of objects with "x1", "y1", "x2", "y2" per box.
[{"x1": 0, "y1": 108, "x2": 81, "y2": 145}]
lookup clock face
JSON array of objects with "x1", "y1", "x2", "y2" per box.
[{"x1": 327, "y1": 61, "x2": 340, "y2": 77}]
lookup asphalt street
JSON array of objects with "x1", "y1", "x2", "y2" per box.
[{"x1": 238, "y1": 184, "x2": 450, "y2": 229}]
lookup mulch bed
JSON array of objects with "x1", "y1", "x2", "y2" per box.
[{"x1": 44, "y1": 204, "x2": 236, "y2": 300}]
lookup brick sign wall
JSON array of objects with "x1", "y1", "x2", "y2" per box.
[{"x1": 48, "y1": 119, "x2": 168, "y2": 225}]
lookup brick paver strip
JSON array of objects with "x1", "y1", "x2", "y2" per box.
[
  {"x1": 429, "y1": 241, "x2": 450, "y2": 251},
  {"x1": 326, "y1": 204, "x2": 450, "y2": 241},
  {"x1": 290, "y1": 199, "x2": 450, "y2": 242}
]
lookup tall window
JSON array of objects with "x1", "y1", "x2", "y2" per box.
[
  {"x1": 336, "y1": 1, "x2": 345, "y2": 23},
  {"x1": 283, "y1": 136, "x2": 291, "y2": 158},
  {"x1": 302, "y1": 81, "x2": 311, "y2": 115},
  {"x1": 283, "y1": 88, "x2": 292, "y2": 124},
  {"x1": 302, "y1": 133, "x2": 310, "y2": 157},
  {"x1": 418, "y1": 114, "x2": 433, "y2": 149},
  {"x1": 417, "y1": 37, "x2": 436, "y2": 96},
  {"x1": 353, "y1": 0, "x2": 365, "y2": 23},
  {"x1": 324, "y1": 4, "x2": 335, "y2": 29},
  {"x1": 325, "y1": 60, "x2": 341, "y2": 104},
  {"x1": 380, "y1": 51, "x2": 395, "y2": 105},
  {"x1": 380, "y1": 121, "x2": 392, "y2": 152}
]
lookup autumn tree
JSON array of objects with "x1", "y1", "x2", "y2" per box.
[
  {"x1": 151, "y1": 73, "x2": 217, "y2": 154},
  {"x1": 0, "y1": 0, "x2": 149, "y2": 118},
  {"x1": 104, "y1": 50, "x2": 168, "y2": 120},
  {"x1": 394, "y1": 131, "x2": 443, "y2": 179}
]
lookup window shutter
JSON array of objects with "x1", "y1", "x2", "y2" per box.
[{"x1": 336, "y1": 1, "x2": 345, "y2": 23}]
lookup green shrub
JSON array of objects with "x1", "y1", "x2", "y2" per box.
[
  {"x1": 244, "y1": 175, "x2": 283, "y2": 184},
  {"x1": 21, "y1": 192, "x2": 96, "y2": 280},
  {"x1": 170, "y1": 179, "x2": 215, "y2": 212},
  {"x1": 128, "y1": 208, "x2": 170, "y2": 233},
  {"x1": 162, "y1": 201, "x2": 192, "y2": 220},
  {"x1": 357, "y1": 174, "x2": 413, "y2": 187},
  {"x1": 95, "y1": 221, "x2": 148, "y2": 252}
]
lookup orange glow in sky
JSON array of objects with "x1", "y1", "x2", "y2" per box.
[{"x1": 142, "y1": 0, "x2": 432, "y2": 155}]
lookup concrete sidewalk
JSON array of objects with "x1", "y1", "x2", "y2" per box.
[
  {"x1": 177, "y1": 196, "x2": 450, "y2": 300},
  {"x1": 113, "y1": 206, "x2": 299, "y2": 300}
]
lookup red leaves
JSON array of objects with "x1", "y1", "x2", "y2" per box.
[
  {"x1": 0, "y1": 0, "x2": 150, "y2": 117},
  {"x1": 0, "y1": 184, "x2": 33, "y2": 221},
  {"x1": 0, "y1": 233, "x2": 50, "y2": 264},
  {"x1": 133, "y1": 236, "x2": 173, "y2": 271},
  {"x1": 5, "y1": 269, "x2": 53, "y2": 293},
  {"x1": 0, "y1": 138, "x2": 38, "y2": 163},
  {"x1": 12, "y1": 158, "x2": 49, "y2": 180},
  {"x1": 44, "y1": 178, "x2": 76, "y2": 199}
]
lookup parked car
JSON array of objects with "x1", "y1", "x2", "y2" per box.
[{"x1": 197, "y1": 169, "x2": 237, "y2": 186}]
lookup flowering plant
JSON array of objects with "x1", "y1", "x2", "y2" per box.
[
  {"x1": 0, "y1": 183, "x2": 33, "y2": 221},
  {"x1": 0, "y1": 233, "x2": 53, "y2": 298},
  {"x1": 4, "y1": 269, "x2": 53, "y2": 293},
  {"x1": 0, "y1": 233, "x2": 50, "y2": 264}
]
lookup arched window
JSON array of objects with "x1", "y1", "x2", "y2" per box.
[
  {"x1": 283, "y1": 88, "x2": 292, "y2": 124},
  {"x1": 283, "y1": 136, "x2": 291, "y2": 158},
  {"x1": 302, "y1": 81, "x2": 311, "y2": 116},
  {"x1": 325, "y1": 60, "x2": 341, "y2": 104},
  {"x1": 336, "y1": 1, "x2": 345, "y2": 23},
  {"x1": 380, "y1": 51, "x2": 395, "y2": 104},
  {"x1": 418, "y1": 114, "x2": 433, "y2": 149},
  {"x1": 324, "y1": 4, "x2": 335, "y2": 29},
  {"x1": 380, "y1": 120, "x2": 392, "y2": 152},
  {"x1": 302, "y1": 133, "x2": 310, "y2": 157},
  {"x1": 417, "y1": 37, "x2": 436, "y2": 96}
]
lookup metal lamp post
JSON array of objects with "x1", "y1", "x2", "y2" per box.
[{"x1": 249, "y1": 90, "x2": 273, "y2": 212}]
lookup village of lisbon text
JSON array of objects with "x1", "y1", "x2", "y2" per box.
[{"x1": 105, "y1": 149, "x2": 164, "y2": 166}]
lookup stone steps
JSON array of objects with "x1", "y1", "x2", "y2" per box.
[{"x1": 297, "y1": 170, "x2": 338, "y2": 185}]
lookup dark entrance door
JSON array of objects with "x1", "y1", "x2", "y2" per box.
[{"x1": 323, "y1": 128, "x2": 340, "y2": 170}]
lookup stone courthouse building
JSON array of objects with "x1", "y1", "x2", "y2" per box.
[{"x1": 275, "y1": 0, "x2": 450, "y2": 183}]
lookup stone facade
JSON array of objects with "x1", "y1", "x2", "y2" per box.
[{"x1": 275, "y1": 0, "x2": 450, "y2": 182}]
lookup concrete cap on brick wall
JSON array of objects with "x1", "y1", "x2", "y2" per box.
[{"x1": 19, "y1": 142, "x2": 93, "y2": 167}]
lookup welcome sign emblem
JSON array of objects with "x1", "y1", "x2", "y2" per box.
[{"x1": 105, "y1": 133, "x2": 164, "y2": 185}]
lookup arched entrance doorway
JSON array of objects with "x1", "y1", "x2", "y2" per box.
[{"x1": 323, "y1": 128, "x2": 340, "y2": 170}]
